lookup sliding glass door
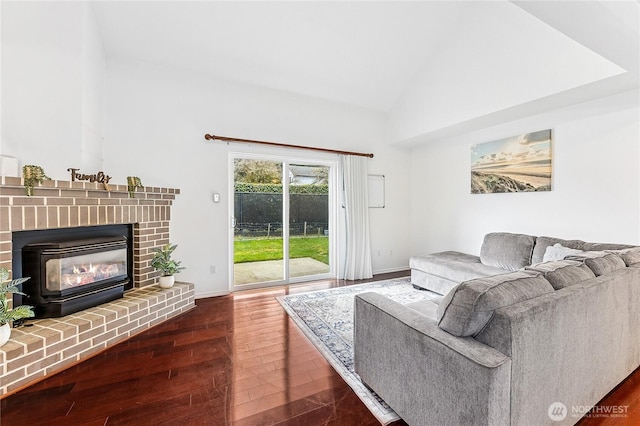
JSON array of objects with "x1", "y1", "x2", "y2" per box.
[{"x1": 231, "y1": 155, "x2": 334, "y2": 288}]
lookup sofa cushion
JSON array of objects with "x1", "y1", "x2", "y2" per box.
[
  {"x1": 525, "y1": 260, "x2": 596, "y2": 290},
  {"x1": 531, "y1": 236, "x2": 586, "y2": 264},
  {"x1": 607, "y1": 247, "x2": 640, "y2": 266},
  {"x1": 542, "y1": 243, "x2": 584, "y2": 262},
  {"x1": 436, "y1": 271, "x2": 554, "y2": 337},
  {"x1": 566, "y1": 251, "x2": 627, "y2": 277},
  {"x1": 479, "y1": 232, "x2": 536, "y2": 271}
]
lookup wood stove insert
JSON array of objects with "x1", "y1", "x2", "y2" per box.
[{"x1": 13, "y1": 225, "x2": 134, "y2": 318}]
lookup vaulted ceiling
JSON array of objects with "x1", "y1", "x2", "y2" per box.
[{"x1": 92, "y1": 1, "x2": 639, "y2": 143}]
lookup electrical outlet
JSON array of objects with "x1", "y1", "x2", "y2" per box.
[{"x1": 210, "y1": 265, "x2": 216, "y2": 274}]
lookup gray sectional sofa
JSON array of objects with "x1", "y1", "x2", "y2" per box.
[{"x1": 354, "y1": 232, "x2": 640, "y2": 425}]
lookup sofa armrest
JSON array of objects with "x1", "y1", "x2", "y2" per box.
[{"x1": 354, "y1": 292, "x2": 511, "y2": 426}]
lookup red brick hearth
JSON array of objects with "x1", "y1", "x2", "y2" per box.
[{"x1": 0, "y1": 176, "x2": 195, "y2": 396}]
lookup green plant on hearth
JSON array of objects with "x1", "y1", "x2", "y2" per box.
[
  {"x1": 150, "y1": 244, "x2": 185, "y2": 276},
  {"x1": 0, "y1": 268, "x2": 35, "y2": 326},
  {"x1": 22, "y1": 165, "x2": 50, "y2": 196},
  {"x1": 127, "y1": 176, "x2": 143, "y2": 198}
]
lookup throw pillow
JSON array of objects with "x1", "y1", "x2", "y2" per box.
[
  {"x1": 542, "y1": 243, "x2": 583, "y2": 262},
  {"x1": 436, "y1": 271, "x2": 554, "y2": 337},
  {"x1": 526, "y1": 260, "x2": 596, "y2": 290}
]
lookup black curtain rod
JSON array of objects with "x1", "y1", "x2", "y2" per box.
[{"x1": 204, "y1": 134, "x2": 374, "y2": 158}]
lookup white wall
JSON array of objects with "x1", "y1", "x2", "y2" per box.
[
  {"x1": 0, "y1": 1, "x2": 105, "y2": 178},
  {"x1": 81, "y1": 5, "x2": 106, "y2": 171},
  {"x1": 410, "y1": 90, "x2": 640, "y2": 257},
  {"x1": 104, "y1": 57, "x2": 412, "y2": 298}
]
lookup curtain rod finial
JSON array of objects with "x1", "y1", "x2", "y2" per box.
[{"x1": 204, "y1": 134, "x2": 215, "y2": 140}]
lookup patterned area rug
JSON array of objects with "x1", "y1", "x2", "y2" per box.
[{"x1": 277, "y1": 277, "x2": 438, "y2": 424}]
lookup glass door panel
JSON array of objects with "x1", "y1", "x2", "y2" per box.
[
  {"x1": 288, "y1": 164, "x2": 330, "y2": 279},
  {"x1": 233, "y1": 159, "x2": 284, "y2": 286}
]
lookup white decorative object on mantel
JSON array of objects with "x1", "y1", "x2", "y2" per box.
[{"x1": 0, "y1": 155, "x2": 20, "y2": 177}]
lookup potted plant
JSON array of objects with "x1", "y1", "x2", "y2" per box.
[
  {"x1": 150, "y1": 243, "x2": 185, "y2": 288},
  {"x1": 127, "y1": 176, "x2": 143, "y2": 198},
  {"x1": 23, "y1": 165, "x2": 50, "y2": 196},
  {"x1": 0, "y1": 268, "x2": 35, "y2": 347}
]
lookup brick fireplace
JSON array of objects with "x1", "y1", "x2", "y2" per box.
[{"x1": 0, "y1": 176, "x2": 195, "y2": 396}]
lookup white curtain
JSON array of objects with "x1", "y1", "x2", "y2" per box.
[{"x1": 341, "y1": 155, "x2": 373, "y2": 280}]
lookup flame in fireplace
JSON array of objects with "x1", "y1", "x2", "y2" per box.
[{"x1": 64, "y1": 263, "x2": 121, "y2": 287}]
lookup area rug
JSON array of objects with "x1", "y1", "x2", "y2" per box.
[{"x1": 276, "y1": 277, "x2": 438, "y2": 424}]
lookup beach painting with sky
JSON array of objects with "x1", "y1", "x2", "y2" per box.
[{"x1": 471, "y1": 129, "x2": 552, "y2": 194}]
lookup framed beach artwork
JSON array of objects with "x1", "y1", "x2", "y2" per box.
[{"x1": 471, "y1": 129, "x2": 552, "y2": 194}]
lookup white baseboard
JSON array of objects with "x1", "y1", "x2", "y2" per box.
[
  {"x1": 195, "y1": 289, "x2": 231, "y2": 299},
  {"x1": 372, "y1": 265, "x2": 410, "y2": 276}
]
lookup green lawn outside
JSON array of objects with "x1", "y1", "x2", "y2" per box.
[{"x1": 234, "y1": 236, "x2": 329, "y2": 264}]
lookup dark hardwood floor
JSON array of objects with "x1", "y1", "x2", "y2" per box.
[{"x1": 1, "y1": 271, "x2": 638, "y2": 425}]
